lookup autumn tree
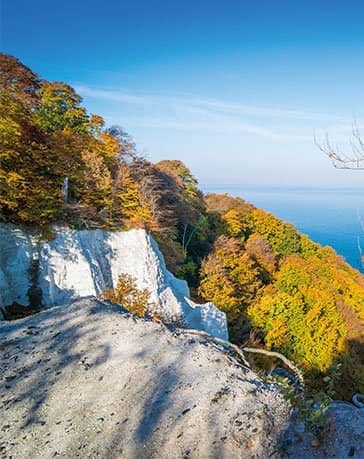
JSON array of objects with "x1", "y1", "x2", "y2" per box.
[
  {"x1": 36, "y1": 82, "x2": 89, "y2": 133},
  {"x1": 0, "y1": 53, "x2": 40, "y2": 107},
  {"x1": 245, "y1": 233, "x2": 277, "y2": 278},
  {"x1": 0, "y1": 54, "x2": 64, "y2": 224},
  {"x1": 249, "y1": 208, "x2": 301, "y2": 257},
  {"x1": 1, "y1": 54, "x2": 363, "y2": 397},
  {"x1": 0, "y1": 54, "x2": 143, "y2": 228},
  {"x1": 155, "y1": 160, "x2": 206, "y2": 253},
  {"x1": 199, "y1": 236, "x2": 264, "y2": 341}
]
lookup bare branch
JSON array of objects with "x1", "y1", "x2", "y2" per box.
[
  {"x1": 242, "y1": 346, "x2": 305, "y2": 388},
  {"x1": 315, "y1": 125, "x2": 364, "y2": 170},
  {"x1": 175, "y1": 328, "x2": 305, "y2": 388},
  {"x1": 175, "y1": 328, "x2": 251, "y2": 369}
]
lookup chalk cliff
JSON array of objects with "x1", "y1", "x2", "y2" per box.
[{"x1": 0, "y1": 224, "x2": 227, "y2": 339}]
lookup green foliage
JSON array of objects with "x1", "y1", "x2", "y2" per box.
[
  {"x1": 249, "y1": 208, "x2": 302, "y2": 257},
  {"x1": 274, "y1": 374, "x2": 331, "y2": 440},
  {"x1": 177, "y1": 260, "x2": 199, "y2": 288},
  {"x1": 36, "y1": 82, "x2": 89, "y2": 133}
]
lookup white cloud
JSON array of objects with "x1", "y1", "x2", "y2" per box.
[
  {"x1": 75, "y1": 84, "x2": 347, "y2": 121},
  {"x1": 75, "y1": 85, "x2": 360, "y2": 143}
]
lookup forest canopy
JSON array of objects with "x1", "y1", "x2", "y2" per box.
[{"x1": 1, "y1": 53, "x2": 363, "y2": 399}]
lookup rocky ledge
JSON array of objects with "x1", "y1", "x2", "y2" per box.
[
  {"x1": 0, "y1": 298, "x2": 290, "y2": 458},
  {"x1": 1, "y1": 298, "x2": 363, "y2": 458}
]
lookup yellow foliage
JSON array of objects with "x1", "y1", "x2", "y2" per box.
[
  {"x1": 248, "y1": 256, "x2": 348, "y2": 372},
  {"x1": 102, "y1": 274, "x2": 151, "y2": 317},
  {"x1": 114, "y1": 164, "x2": 155, "y2": 229},
  {"x1": 250, "y1": 208, "x2": 301, "y2": 256},
  {"x1": 1, "y1": 54, "x2": 363, "y2": 398},
  {"x1": 199, "y1": 236, "x2": 264, "y2": 340},
  {"x1": 80, "y1": 149, "x2": 112, "y2": 212},
  {"x1": 223, "y1": 208, "x2": 249, "y2": 238}
]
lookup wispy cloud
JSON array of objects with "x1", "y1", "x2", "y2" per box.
[
  {"x1": 75, "y1": 85, "x2": 150, "y2": 105},
  {"x1": 76, "y1": 85, "x2": 348, "y2": 120},
  {"x1": 105, "y1": 116, "x2": 279, "y2": 138},
  {"x1": 75, "y1": 84, "x2": 352, "y2": 141}
]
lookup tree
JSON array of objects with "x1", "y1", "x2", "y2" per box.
[
  {"x1": 199, "y1": 236, "x2": 264, "y2": 341},
  {"x1": 106, "y1": 125, "x2": 136, "y2": 160},
  {"x1": 245, "y1": 232, "x2": 277, "y2": 276},
  {"x1": 156, "y1": 160, "x2": 199, "y2": 198},
  {"x1": 249, "y1": 208, "x2": 301, "y2": 257},
  {"x1": 0, "y1": 59, "x2": 65, "y2": 224},
  {"x1": 0, "y1": 53, "x2": 41, "y2": 107},
  {"x1": 248, "y1": 255, "x2": 347, "y2": 372},
  {"x1": 36, "y1": 82, "x2": 89, "y2": 133},
  {"x1": 315, "y1": 124, "x2": 364, "y2": 169}
]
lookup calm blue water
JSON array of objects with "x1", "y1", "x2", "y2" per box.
[{"x1": 201, "y1": 185, "x2": 364, "y2": 273}]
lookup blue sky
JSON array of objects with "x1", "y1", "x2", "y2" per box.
[{"x1": 3, "y1": 0, "x2": 364, "y2": 187}]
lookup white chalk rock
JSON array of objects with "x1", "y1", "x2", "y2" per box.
[
  {"x1": 0, "y1": 224, "x2": 228, "y2": 339},
  {"x1": 0, "y1": 224, "x2": 33, "y2": 308},
  {"x1": 0, "y1": 299, "x2": 289, "y2": 459}
]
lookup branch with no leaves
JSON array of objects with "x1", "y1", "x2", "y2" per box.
[
  {"x1": 241, "y1": 346, "x2": 305, "y2": 388},
  {"x1": 314, "y1": 125, "x2": 364, "y2": 170},
  {"x1": 176, "y1": 328, "x2": 305, "y2": 388},
  {"x1": 175, "y1": 328, "x2": 251, "y2": 369}
]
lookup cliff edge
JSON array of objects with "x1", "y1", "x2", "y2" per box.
[
  {"x1": 0, "y1": 298, "x2": 290, "y2": 458},
  {"x1": 0, "y1": 224, "x2": 227, "y2": 339}
]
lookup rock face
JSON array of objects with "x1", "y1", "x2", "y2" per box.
[
  {"x1": 0, "y1": 299, "x2": 291, "y2": 459},
  {"x1": 285, "y1": 402, "x2": 364, "y2": 458},
  {"x1": 0, "y1": 224, "x2": 227, "y2": 339},
  {"x1": 0, "y1": 224, "x2": 33, "y2": 309}
]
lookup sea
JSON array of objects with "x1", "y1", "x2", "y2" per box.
[{"x1": 201, "y1": 185, "x2": 364, "y2": 274}]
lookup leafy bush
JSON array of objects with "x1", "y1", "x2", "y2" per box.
[{"x1": 102, "y1": 274, "x2": 151, "y2": 317}]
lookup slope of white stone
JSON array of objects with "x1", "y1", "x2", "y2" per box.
[
  {"x1": 0, "y1": 299, "x2": 290, "y2": 459},
  {"x1": 38, "y1": 228, "x2": 227, "y2": 339},
  {"x1": 0, "y1": 224, "x2": 33, "y2": 311},
  {"x1": 0, "y1": 224, "x2": 228, "y2": 339}
]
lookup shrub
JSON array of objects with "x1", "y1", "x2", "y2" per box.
[{"x1": 102, "y1": 274, "x2": 151, "y2": 317}]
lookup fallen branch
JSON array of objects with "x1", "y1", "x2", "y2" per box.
[
  {"x1": 242, "y1": 347, "x2": 305, "y2": 388},
  {"x1": 175, "y1": 328, "x2": 305, "y2": 388},
  {"x1": 175, "y1": 328, "x2": 251, "y2": 369}
]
